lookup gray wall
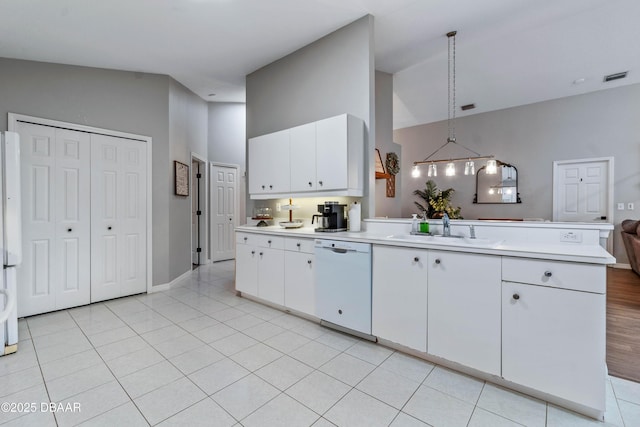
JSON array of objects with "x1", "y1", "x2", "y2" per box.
[
  {"x1": 394, "y1": 84, "x2": 640, "y2": 264},
  {"x1": 0, "y1": 57, "x2": 204, "y2": 286},
  {"x1": 169, "y1": 80, "x2": 209, "y2": 279},
  {"x1": 208, "y1": 102, "x2": 247, "y2": 222},
  {"x1": 246, "y1": 15, "x2": 375, "y2": 217},
  {"x1": 374, "y1": 71, "x2": 402, "y2": 218}
]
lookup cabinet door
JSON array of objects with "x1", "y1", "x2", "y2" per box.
[
  {"x1": 372, "y1": 246, "x2": 427, "y2": 352},
  {"x1": 316, "y1": 115, "x2": 348, "y2": 191},
  {"x1": 248, "y1": 130, "x2": 290, "y2": 194},
  {"x1": 502, "y1": 281, "x2": 606, "y2": 411},
  {"x1": 290, "y1": 122, "x2": 317, "y2": 192},
  {"x1": 235, "y1": 244, "x2": 258, "y2": 296},
  {"x1": 258, "y1": 247, "x2": 285, "y2": 305},
  {"x1": 284, "y1": 252, "x2": 315, "y2": 315},
  {"x1": 428, "y1": 251, "x2": 501, "y2": 375}
]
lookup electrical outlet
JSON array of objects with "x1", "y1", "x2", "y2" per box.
[
  {"x1": 276, "y1": 203, "x2": 281, "y2": 212},
  {"x1": 617, "y1": 203, "x2": 625, "y2": 210},
  {"x1": 560, "y1": 231, "x2": 582, "y2": 243},
  {"x1": 628, "y1": 203, "x2": 635, "y2": 210}
]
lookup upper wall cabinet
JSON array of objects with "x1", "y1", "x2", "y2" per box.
[
  {"x1": 249, "y1": 114, "x2": 364, "y2": 199},
  {"x1": 248, "y1": 129, "x2": 291, "y2": 195}
]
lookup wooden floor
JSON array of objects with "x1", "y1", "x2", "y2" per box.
[{"x1": 607, "y1": 267, "x2": 640, "y2": 382}]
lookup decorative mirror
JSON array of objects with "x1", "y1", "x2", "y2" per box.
[{"x1": 473, "y1": 162, "x2": 521, "y2": 204}]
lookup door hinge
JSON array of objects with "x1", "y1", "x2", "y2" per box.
[
  {"x1": 196, "y1": 248, "x2": 202, "y2": 253},
  {"x1": 196, "y1": 210, "x2": 202, "y2": 216},
  {"x1": 196, "y1": 173, "x2": 202, "y2": 179}
]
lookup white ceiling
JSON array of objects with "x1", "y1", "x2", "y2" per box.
[{"x1": 1, "y1": 0, "x2": 638, "y2": 129}]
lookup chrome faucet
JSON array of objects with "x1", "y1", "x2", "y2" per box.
[
  {"x1": 469, "y1": 224, "x2": 476, "y2": 239},
  {"x1": 442, "y1": 212, "x2": 450, "y2": 237}
]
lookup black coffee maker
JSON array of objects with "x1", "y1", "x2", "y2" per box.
[{"x1": 313, "y1": 201, "x2": 347, "y2": 232}]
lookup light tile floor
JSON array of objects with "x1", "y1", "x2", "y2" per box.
[{"x1": 1, "y1": 260, "x2": 639, "y2": 426}]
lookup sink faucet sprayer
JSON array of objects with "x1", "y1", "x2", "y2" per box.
[
  {"x1": 442, "y1": 212, "x2": 450, "y2": 237},
  {"x1": 469, "y1": 225, "x2": 476, "y2": 239}
]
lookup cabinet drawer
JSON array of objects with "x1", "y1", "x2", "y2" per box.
[
  {"x1": 235, "y1": 232, "x2": 284, "y2": 249},
  {"x1": 502, "y1": 257, "x2": 605, "y2": 294},
  {"x1": 284, "y1": 237, "x2": 314, "y2": 253}
]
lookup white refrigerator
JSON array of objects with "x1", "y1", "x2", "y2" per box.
[{"x1": 1, "y1": 131, "x2": 21, "y2": 356}]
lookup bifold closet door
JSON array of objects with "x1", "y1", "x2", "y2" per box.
[
  {"x1": 17, "y1": 123, "x2": 91, "y2": 317},
  {"x1": 91, "y1": 134, "x2": 147, "y2": 302}
]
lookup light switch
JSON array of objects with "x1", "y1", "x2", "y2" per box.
[
  {"x1": 629, "y1": 203, "x2": 635, "y2": 210},
  {"x1": 617, "y1": 203, "x2": 625, "y2": 210}
]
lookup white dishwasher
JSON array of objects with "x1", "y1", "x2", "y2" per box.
[{"x1": 315, "y1": 239, "x2": 372, "y2": 336}]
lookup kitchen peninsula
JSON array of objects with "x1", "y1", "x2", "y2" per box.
[{"x1": 235, "y1": 218, "x2": 615, "y2": 420}]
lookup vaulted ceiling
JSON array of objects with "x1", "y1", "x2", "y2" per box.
[{"x1": 1, "y1": 0, "x2": 637, "y2": 128}]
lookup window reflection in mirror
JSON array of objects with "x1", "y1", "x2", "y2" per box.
[{"x1": 474, "y1": 162, "x2": 521, "y2": 204}]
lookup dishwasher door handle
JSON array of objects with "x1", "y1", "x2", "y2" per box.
[{"x1": 329, "y1": 248, "x2": 349, "y2": 254}]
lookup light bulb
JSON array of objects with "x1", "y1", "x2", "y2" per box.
[
  {"x1": 464, "y1": 161, "x2": 475, "y2": 176},
  {"x1": 412, "y1": 165, "x2": 421, "y2": 178},
  {"x1": 445, "y1": 162, "x2": 455, "y2": 176},
  {"x1": 429, "y1": 164, "x2": 437, "y2": 177},
  {"x1": 489, "y1": 188, "x2": 494, "y2": 194},
  {"x1": 486, "y1": 160, "x2": 497, "y2": 174}
]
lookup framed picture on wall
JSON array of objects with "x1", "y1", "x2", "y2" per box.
[
  {"x1": 175, "y1": 161, "x2": 189, "y2": 196},
  {"x1": 375, "y1": 149, "x2": 386, "y2": 174}
]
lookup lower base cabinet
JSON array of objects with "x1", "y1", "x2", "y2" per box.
[
  {"x1": 284, "y1": 251, "x2": 315, "y2": 315},
  {"x1": 428, "y1": 251, "x2": 502, "y2": 376},
  {"x1": 372, "y1": 245, "x2": 427, "y2": 352},
  {"x1": 502, "y1": 281, "x2": 606, "y2": 411}
]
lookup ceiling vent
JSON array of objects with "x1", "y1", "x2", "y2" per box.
[
  {"x1": 603, "y1": 71, "x2": 628, "y2": 82},
  {"x1": 460, "y1": 103, "x2": 476, "y2": 111}
]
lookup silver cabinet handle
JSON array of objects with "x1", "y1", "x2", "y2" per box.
[{"x1": 544, "y1": 271, "x2": 552, "y2": 277}]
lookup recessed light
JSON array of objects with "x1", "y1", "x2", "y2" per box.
[{"x1": 573, "y1": 78, "x2": 586, "y2": 85}]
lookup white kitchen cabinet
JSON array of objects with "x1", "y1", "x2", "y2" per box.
[
  {"x1": 251, "y1": 114, "x2": 364, "y2": 198},
  {"x1": 289, "y1": 122, "x2": 317, "y2": 192},
  {"x1": 502, "y1": 260, "x2": 606, "y2": 411},
  {"x1": 248, "y1": 129, "x2": 290, "y2": 195},
  {"x1": 257, "y1": 247, "x2": 285, "y2": 305},
  {"x1": 372, "y1": 245, "x2": 427, "y2": 352},
  {"x1": 315, "y1": 114, "x2": 363, "y2": 194},
  {"x1": 235, "y1": 243, "x2": 259, "y2": 295},
  {"x1": 284, "y1": 250, "x2": 315, "y2": 315},
  {"x1": 235, "y1": 232, "x2": 284, "y2": 305},
  {"x1": 428, "y1": 251, "x2": 501, "y2": 375}
]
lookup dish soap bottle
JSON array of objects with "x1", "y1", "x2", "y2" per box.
[{"x1": 411, "y1": 214, "x2": 419, "y2": 233}]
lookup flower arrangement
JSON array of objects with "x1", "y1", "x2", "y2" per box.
[{"x1": 413, "y1": 180, "x2": 462, "y2": 219}]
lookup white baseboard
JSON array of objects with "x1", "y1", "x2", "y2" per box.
[
  {"x1": 613, "y1": 263, "x2": 631, "y2": 270},
  {"x1": 149, "y1": 269, "x2": 192, "y2": 293}
]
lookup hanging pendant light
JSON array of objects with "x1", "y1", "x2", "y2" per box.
[
  {"x1": 411, "y1": 165, "x2": 421, "y2": 178},
  {"x1": 412, "y1": 31, "x2": 497, "y2": 177},
  {"x1": 486, "y1": 159, "x2": 498, "y2": 174},
  {"x1": 445, "y1": 162, "x2": 456, "y2": 176}
]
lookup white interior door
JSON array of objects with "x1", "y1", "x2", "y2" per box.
[
  {"x1": 210, "y1": 164, "x2": 237, "y2": 262},
  {"x1": 554, "y1": 158, "x2": 612, "y2": 222},
  {"x1": 91, "y1": 134, "x2": 147, "y2": 302},
  {"x1": 16, "y1": 123, "x2": 91, "y2": 317}
]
